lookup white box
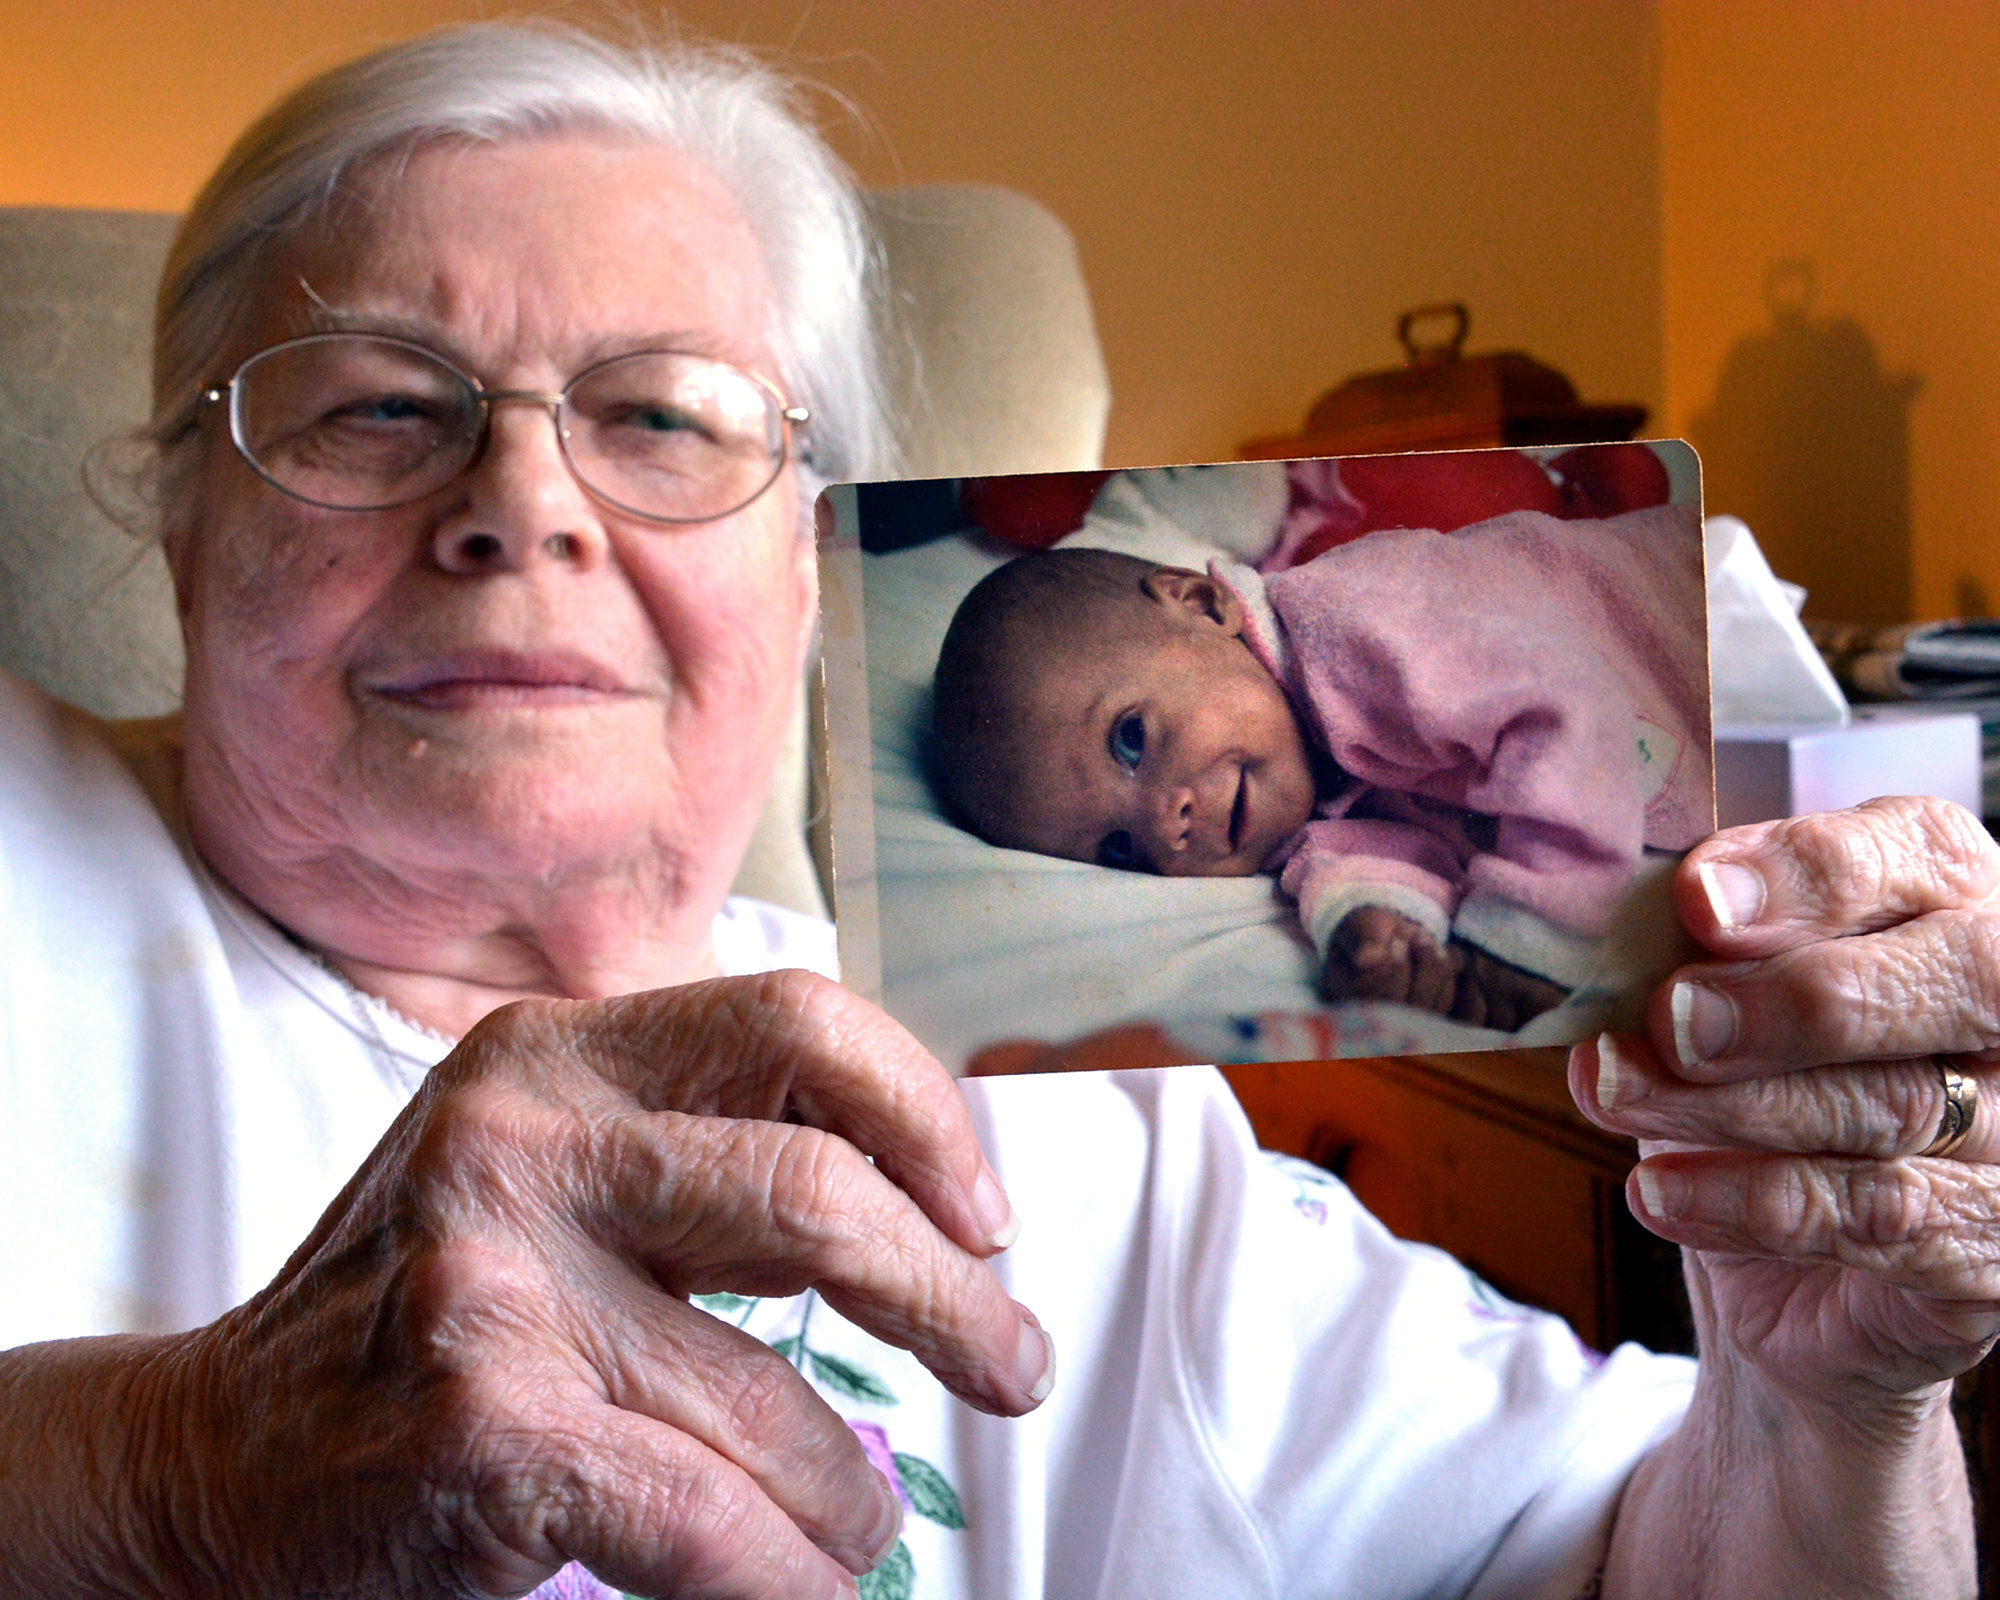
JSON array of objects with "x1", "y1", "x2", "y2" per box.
[{"x1": 1713, "y1": 711, "x2": 1981, "y2": 828}]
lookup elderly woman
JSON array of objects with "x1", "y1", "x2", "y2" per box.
[{"x1": 0, "y1": 20, "x2": 1994, "y2": 1600}]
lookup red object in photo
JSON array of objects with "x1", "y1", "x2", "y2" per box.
[
  {"x1": 1549, "y1": 443, "x2": 1673, "y2": 521},
  {"x1": 961, "y1": 470, "x2": 1114, "y2": 550},
  {"x1": 1340, "y1": 450, "x2": 1562, "y2": 534},
  {"x1": 1281, "y1": 445, "x2": 1672, "y2": 569},
  {"x1": 1284, "y1": 449, "x2": 1558, "y2": 567}
]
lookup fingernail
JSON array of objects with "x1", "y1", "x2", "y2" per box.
[
  {"x1": 1698, "y1": 860, "x2": 1767, "y2": 930},
  {"x1": 971, "y1": 1161, "x2": 1021, "y2": 1250},
  {"x1": 1594, "y1": 1032, "x2": 1650, "y2": 1109},
  {"x1": 1670, "y1": 981, "x2": 1737, "y2": 1066},
  {"x1": 1014, "y1": 1306, "x2": 1056, "y2": 1404},
  {"x1": 1634, "y1": 1164, "x2": 1691, "y2": 1220},
  {"x1": 864, "y1": 1471, "x2": 903, "y2": 1566}
]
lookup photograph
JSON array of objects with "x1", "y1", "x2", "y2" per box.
[{"x1": 820, "y1": 443, "x2": 1711, "y2": 1074}]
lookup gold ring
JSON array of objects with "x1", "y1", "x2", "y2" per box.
[{"x1": 1919, "y1": 1060, "x2": 1978, "y2": 1159}]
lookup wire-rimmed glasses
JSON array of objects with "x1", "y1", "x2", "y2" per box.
[{"x1": 200, "y1": 333, "x2": 810, "y2": 525}]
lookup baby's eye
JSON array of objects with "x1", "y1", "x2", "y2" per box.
[
  {"x1": 1110, "y1": 712, "x2": 1145, "y2": 770},
  {"x1": 1097, "y1": 829, "x2": 1139, "y2": 870}
]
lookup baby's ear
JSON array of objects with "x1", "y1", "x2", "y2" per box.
[{"x1": 1141, "y1": 567, "x2": 1245, "y2": 634}]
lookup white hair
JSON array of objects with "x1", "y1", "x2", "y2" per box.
[{"x1": 147, "y1": 17, "x2": 891, "y2": 535}]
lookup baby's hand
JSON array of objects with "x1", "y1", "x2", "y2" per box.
[
  {"x1": 1322, "y1": 906, "x2": 1463, "y2": 1013},
  {"x1": 1322, "y1": 907, "x2": 1574, "y2": 1031},
  {"x1": 1447, "y1": 942, "x2": 1572, "y2": 1031}
]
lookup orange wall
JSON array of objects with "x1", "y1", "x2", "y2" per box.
[
  {"x1": 1661, "y1": 1, "x2": 2000, "y2": 624},
  {"x1": 0, "y1": 0, "x2": 1663, "y2": 473},
  {"x1": 0, "y1": 0, "x2": 484, "y2": 209},
  {"x1": 26, "y1": 4, "x2": 1987, "y2": 625}
]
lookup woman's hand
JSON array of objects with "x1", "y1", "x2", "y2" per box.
[
  {"x1": 1570, "y1": 796, "x2": 2000, "y2": 1597},
  {"x1": 3, "y1": 972, "x2": 1047, "y2": 1600}
]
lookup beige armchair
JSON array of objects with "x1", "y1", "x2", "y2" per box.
[{"x1": 0, "y1": 184, "x2": 1109, "y2": 916}]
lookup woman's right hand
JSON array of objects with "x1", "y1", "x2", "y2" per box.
[{"x1": 6, "y1": 972, "x2": 1046, "y2": 1600}]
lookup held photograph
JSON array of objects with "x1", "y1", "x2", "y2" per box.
[{"x1": 819, "y1": 443, "x2": 1711, "y2": 1074}]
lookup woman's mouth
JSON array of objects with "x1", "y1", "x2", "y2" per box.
[{"x1": 362, "y1": 649, "x2": 632, "y2": 711}]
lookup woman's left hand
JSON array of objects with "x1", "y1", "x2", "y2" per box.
[{"x1": 1570, "y1": 795, "x2": 2000, "y2": 1596}]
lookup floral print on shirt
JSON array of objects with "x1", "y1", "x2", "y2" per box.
[{"x1": 522, "y1": 1290, "x2": 967, "y2": 1600}]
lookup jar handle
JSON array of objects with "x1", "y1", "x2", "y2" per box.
[{"x1": 1397, "y1": 302, "x2": 1470, "y2": 365}]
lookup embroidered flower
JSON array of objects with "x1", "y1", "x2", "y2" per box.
[
  {"x1": 522, "y1": 1562, "x2": 621, "y2": 1600},
  {"x1": 1463, "y1": 1267, "x2": 1536, "y2": 1324},
  {"x1": 715, "y1": 1293, "x2": 967, "y2": 1600},
  {"x1": 849, "y1": 1418, "x2": 907, "y2": 1505},
  {"x1": 1265, "y1": 1151, "x2": 1339, "y2": 1225}
]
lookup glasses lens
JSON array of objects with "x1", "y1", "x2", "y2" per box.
[
  {"x1": 562, "y1": 352, "x2": 788, "y2": 523},
  {"x1": 231, "y1": 336, "x2": 480, "y2": 511}
]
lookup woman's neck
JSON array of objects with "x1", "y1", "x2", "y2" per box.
[
  {"x1": 324, "y1": 930, "x2": 722, "y2": 1041},
  {"x1": 112, "y1": 713, "x2": 727, "y2": 1039},
  {"x1": 204, "y1": 832, "x2": 727, "y2": 1039}
]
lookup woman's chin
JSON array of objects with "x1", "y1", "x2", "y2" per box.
[
  {"x1": 351, "y1": 692, "x2": 665, "y2": 776},
  {"x1": 348, "y1": 722, "x2": 690, "y2": 871}
]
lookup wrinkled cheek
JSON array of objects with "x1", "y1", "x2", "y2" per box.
[
  {"x1": 179, "y1": 517, "x2": 402, "y2": 829},
  {"x1": 659, "y1": 531, "x2": 809, "y2": 710},
  {"x1": 626, "y1": 498, "x2": 812, "y2": 817},
  {"x1": 661, "y1": 614, "x2": 805, "y2": 846},
  {"x1": 665, "y1": 624, "x2": 797, "y2": 779},
  {"x1": 185, "y1": 496, "x2": 391, "y2": 682}
]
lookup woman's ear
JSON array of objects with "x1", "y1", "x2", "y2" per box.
[{"x1": 1140, "y1": 566, "x2": 1246, "y2": 635}]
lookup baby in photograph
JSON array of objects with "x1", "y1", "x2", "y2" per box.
[{"x1": 930, "y1": 505, "x2": 1709, "y2": 1029}]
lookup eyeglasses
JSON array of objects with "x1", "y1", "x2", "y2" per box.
[{"x1": 200, "y1": 333, "x2": 810, "y2": 525}]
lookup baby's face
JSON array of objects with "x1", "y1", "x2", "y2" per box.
[{"x1": 983, "y1": 571, "x2": 1317, "y2": 876}]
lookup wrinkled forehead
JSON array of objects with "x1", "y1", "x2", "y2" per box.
[{"x1": 238, "y1": 132, "x2": 777, "y2": 379}]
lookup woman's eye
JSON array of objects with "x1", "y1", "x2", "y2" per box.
[
  {"x1": 324, "y1": 392, "x2": 435, "y2": 427},
  {"x1": 361, "y1": 394, "x2": 428, "y2": 421},
  {"x1": 612, "y1": 402, "x2": 711, "y2": 438},
  {"x1": 1097, "y1": 829, "x2": 1138, "y2": 870},
  {"x1": 1110, "y1": 713, "x2": 1145, "y2": 770}
]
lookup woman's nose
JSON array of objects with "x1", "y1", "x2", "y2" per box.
[{"x1": 431, "y1": 403, "x2": 607, "y2": 575}]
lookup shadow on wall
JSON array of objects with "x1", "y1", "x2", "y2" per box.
[{"x1": 1688, "y1": 260, "x2": 1920, "y2": 625}]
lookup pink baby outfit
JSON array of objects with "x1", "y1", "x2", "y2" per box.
[{"x1": 1216, "y1": 504, "x2": 1711, "y2": 987}]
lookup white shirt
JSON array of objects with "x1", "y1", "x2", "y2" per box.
[{"x1": 0, "y1": 672, "x2": 1693, "y2": 1598}]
